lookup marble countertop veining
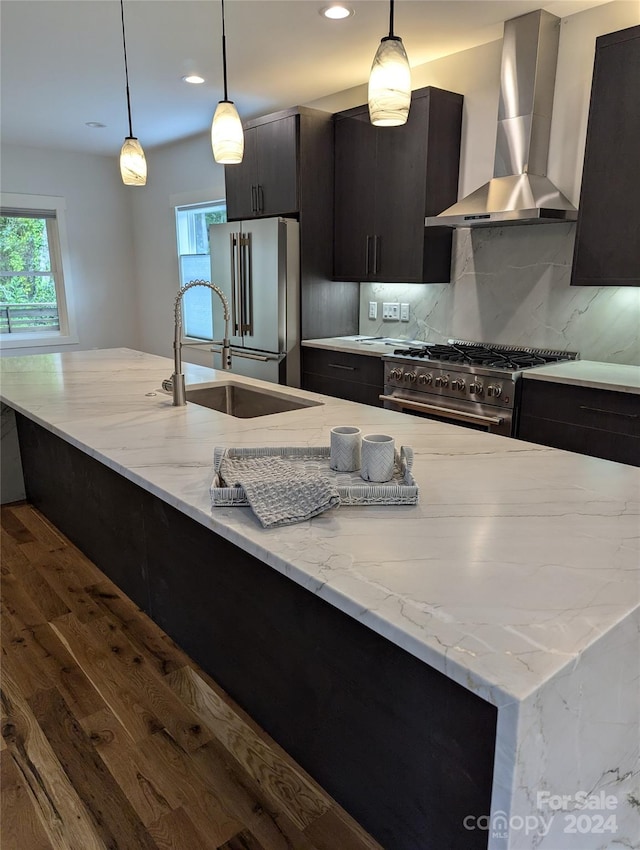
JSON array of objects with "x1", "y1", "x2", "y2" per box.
[
  {"x1": 1, "y1": 347, "x2": 638, "y2": 711},
  {"x1": 522, "y1": 359, "x2": 640, "y2": 394}
]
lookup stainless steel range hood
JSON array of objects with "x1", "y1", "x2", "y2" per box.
[{"x1": 426, "y1": 10, "x2": 577, "y2": 228}]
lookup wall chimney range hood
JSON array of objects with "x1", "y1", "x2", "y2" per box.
[{"x1": 426, "y1": 10, "x2": 578, "y2": 228}]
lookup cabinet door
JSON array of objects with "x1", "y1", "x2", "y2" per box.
[
  {"x1": 373, "y1": 97, "x2": 429, "y2": 282},
  {"x1": 333, "y1": 88, "x2": 462, "y2": 285},
  {"x1": 517, "y1": 379, "x2": 640, "y2": 466},
  {"x1": 302, "y1": 347, "x2": 384, "y2": 407},
  {"x1": 224, "y1": 127, "x2": 258, "y2": 221},
  {"x1": 255, "y1": 116, "x2": 299, "y2": 217},
  {"x1": 571, "y1": 26, "x2": 640, "y2": 287},
  {"x1": 333, "y1": 111, "x2": 376, "y2": 280}
]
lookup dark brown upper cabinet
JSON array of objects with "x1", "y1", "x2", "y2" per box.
[
  {"x1": 571, "y1": 24, "x2": 640, "y2": 287},
  {"x1": 333, "y1": 86, "x2": 463, "y2": 284},
  {"x1": 224, "y1": 109, "x2": 299, "y2": 220}
]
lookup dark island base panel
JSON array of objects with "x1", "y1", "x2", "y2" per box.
[{"x1": 17, "y1": 413, "x2": 496, "y2": 850}]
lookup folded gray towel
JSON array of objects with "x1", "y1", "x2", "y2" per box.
[{"x1": 218, "y1": 455, "x2": 340, "y2": 528}]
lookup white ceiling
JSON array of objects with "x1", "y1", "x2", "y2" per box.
[{"x1": 1, "y1": 0, "x2": 613, "y2": 156}]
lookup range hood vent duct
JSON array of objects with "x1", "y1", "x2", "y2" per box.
[{"x1": 426, "y1": 9, "x2": 577, "y2": 228}]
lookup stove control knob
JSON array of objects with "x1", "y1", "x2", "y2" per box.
[
  {"x1": 404, "y1": 371, "x2": 417, "y2": 383},
  {"x1": 389, "y1": 368, "x2": 403, "y2": 380},
  {"x1": 487, "y1": 384, "x2": 502, "y2": 398},
  {"x1": 418, "y1": 373, "x2": 433, "y2": 386},
  {"x1": 435, "y1": 375, "x2": 449, "y2": 388},
  {"x1": 451, "y1": 379, "x2": 466, "y2": 392},
  {"x1": 469, "y1": 381, "x2": 484, "y2": 395}
]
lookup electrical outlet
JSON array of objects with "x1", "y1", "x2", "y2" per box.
[
  {"x1": 382, "y1": 302, "x2": 400, "y2": 320},
  {"x1": 400, "y1": 303, "x2": 410, "y2": 322},
  {"x1": 368, "y1": 301, "x2": 378, "y2": 320}
]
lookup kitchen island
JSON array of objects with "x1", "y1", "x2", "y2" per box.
[{"x1": 1, "y1": 348, "x2": 638, "y2": 850}]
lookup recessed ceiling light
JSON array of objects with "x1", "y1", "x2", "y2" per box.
[
  {"x1": 182, "y1": 74, "x2": 205, "y2": 85},
  {"x1": 85, "y1": 122, "x2": 106, "y2": 128},
  {"x1": 320, "y1": 4, "x2": 354, "y2": 20}
]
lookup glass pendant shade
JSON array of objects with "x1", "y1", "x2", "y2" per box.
[
  {"x1": 119, "y1": 136, "x2": 147, "y2": 186},
  {"x1": 368, "y1": 36, "x2": 411, "y2": 127},
  {"x1": 211, "y1": 100, "x2": 244, "y2": 164}
]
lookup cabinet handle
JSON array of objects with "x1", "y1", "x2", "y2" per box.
[
  {"x1": 250, "y1": 185, "x2": 257, "y2": 215},
  {"x1": 328, "y1": 363, "x2": 356, "y2": 371},
  {"x1": 381, "y1": 395, "x2": 504, "y2": 426},
  {"x1": 257, "y1": 184, "x2": 264, "y2": 215},
  {"x1": 374, "y1": 235, "x2": 381, "y2": 274},
  {"x1": 579, "y1": 405, "x2": 638, "y2": 419},
  {"x1": 365, "y1": 235, "x2": 373, "y2": 276}
]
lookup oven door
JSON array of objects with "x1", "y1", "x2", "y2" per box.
[{"x1": 381, "y1": 388, "x2": 513, "y2": 436}]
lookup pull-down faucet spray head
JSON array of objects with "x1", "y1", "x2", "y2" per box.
[{"x1": 165, "y1": 280, "x2": 232, "y2": 406}]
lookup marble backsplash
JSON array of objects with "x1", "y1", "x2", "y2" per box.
[{"x1": 358, "y1": 223, "x2": 639, "y2": 365}]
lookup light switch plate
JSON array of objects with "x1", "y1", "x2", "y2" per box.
[
  {"x1": 382, "y1": 302, "x2": 400, "y2": 320},
  {"x1": 368, "y1": 301, "x2": 377, "y2": 320},
  {"x1": 400, "y1": 303, "x2": 410, "y2": 322}
]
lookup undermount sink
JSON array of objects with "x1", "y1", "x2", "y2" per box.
[{"x1": 184, "y1": 382, "x2": 323, "y2": 418}]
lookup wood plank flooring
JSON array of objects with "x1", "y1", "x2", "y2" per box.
[{"x1": 1, "y1": 502, "x2": 383, "y2": 850}]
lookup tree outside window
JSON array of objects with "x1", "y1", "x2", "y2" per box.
[{"x1": 0, "y1": 195, "x2": 75, "y2": 347}]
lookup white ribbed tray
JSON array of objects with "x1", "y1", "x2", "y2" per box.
[{"x1": 211, "y1": 445, "x2": 419, "y2": 507}]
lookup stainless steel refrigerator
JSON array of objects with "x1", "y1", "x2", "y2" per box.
[{"x1": 209, "y1": 217, "x2": 300, "y2": 386}]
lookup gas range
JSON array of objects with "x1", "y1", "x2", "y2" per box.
[{"x1": 382, "y1": 340, "x2": 579, "y2": 436}]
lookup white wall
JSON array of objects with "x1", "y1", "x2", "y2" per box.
[{"x1": 0, "y1": 143, "x2": 138, "y2": 355}]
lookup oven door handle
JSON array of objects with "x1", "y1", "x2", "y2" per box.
[{"x1": 380, "y1": 395, "x2": 504, "y2": 427}]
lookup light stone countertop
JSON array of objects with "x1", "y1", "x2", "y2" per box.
[
  {"x1": 1, "y1": 347, "x2": 638, "y2": 849},
  {"x1": 523, "y1": 359, "x2": 640, "y2": 394},
  {"x1": 302, "y1": 335, "x2": 427, "y2": 357}
]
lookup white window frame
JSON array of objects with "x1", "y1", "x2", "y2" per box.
[
  {"x1": 0, "y1": 193, "x2": 78, "y2": 350},
  {"x1": 174, "y1": 198, "x2": 226, "y2": 342}
]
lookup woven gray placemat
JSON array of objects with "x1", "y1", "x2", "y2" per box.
[{"x1": 219, "y1": 455, "x2": 340, "y2": 527}]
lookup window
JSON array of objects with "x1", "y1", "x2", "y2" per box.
[
  {"x1": 175, "y1": 201, "x2": 226, "y2": 340},
  {"x1": 0, "y1": 193, "x2": 76, "y2": 348}
]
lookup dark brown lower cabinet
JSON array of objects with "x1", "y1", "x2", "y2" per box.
[
  {"x1": 15, "y1": 412, "x2": 496, "y2": 850},
  {"x1": 302, "y1": 347, "x2": 384, "y2": 407},
  {"x1": 518, "y1": 379, "x2": 639, "y2": 466}
]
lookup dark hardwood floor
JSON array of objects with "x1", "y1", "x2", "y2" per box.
[{"x1": 0, "y1": 502, "x2": 383, "y2": 850}]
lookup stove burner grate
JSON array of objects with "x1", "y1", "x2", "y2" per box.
[{"x1": 392, "y1": 342, "x2": 576, "y2": 370}]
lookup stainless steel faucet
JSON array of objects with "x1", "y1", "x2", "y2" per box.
[{"x1": 163, "y1": 279, "x2": 232, "y2": 406}]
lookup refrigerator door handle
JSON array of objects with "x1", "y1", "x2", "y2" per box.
[
  {"x1": 244, "y1": 232, "x2": 254, "y2": 336},
  {"x1": 229, "y1": 232, "x2": 239, "y2": 335},
  {"x1": 238, "y1": 233, "x2": 248, "y2": 334}
]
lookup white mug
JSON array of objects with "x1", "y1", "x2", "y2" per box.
[
  {"x1": 330, "y1": 426, "x2": 362, "y2": 472},
  {"x1": 360, "y1": 434, "x2": 395, "y2": 482}
]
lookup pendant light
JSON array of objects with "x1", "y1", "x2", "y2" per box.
[
  {"x1": 211, "y1": 0, "x2": 244, "y2": 164},
  {"x1": 119, "y1": 0, "x2": 147, "y2": 185},
  {"x1": 368, "y1": 0, "x2": 411, "y2": 127}
]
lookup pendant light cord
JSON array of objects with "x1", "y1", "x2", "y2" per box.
[
  {"x1": 221, "y1": 0, "x2": 229, "y2": 102},
  {"x1": 388, "y1": 0, "x2": 395, "y2": 37},
  {"x1": 120, "y1": 0, "x2": 134, "y2": 137}
]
